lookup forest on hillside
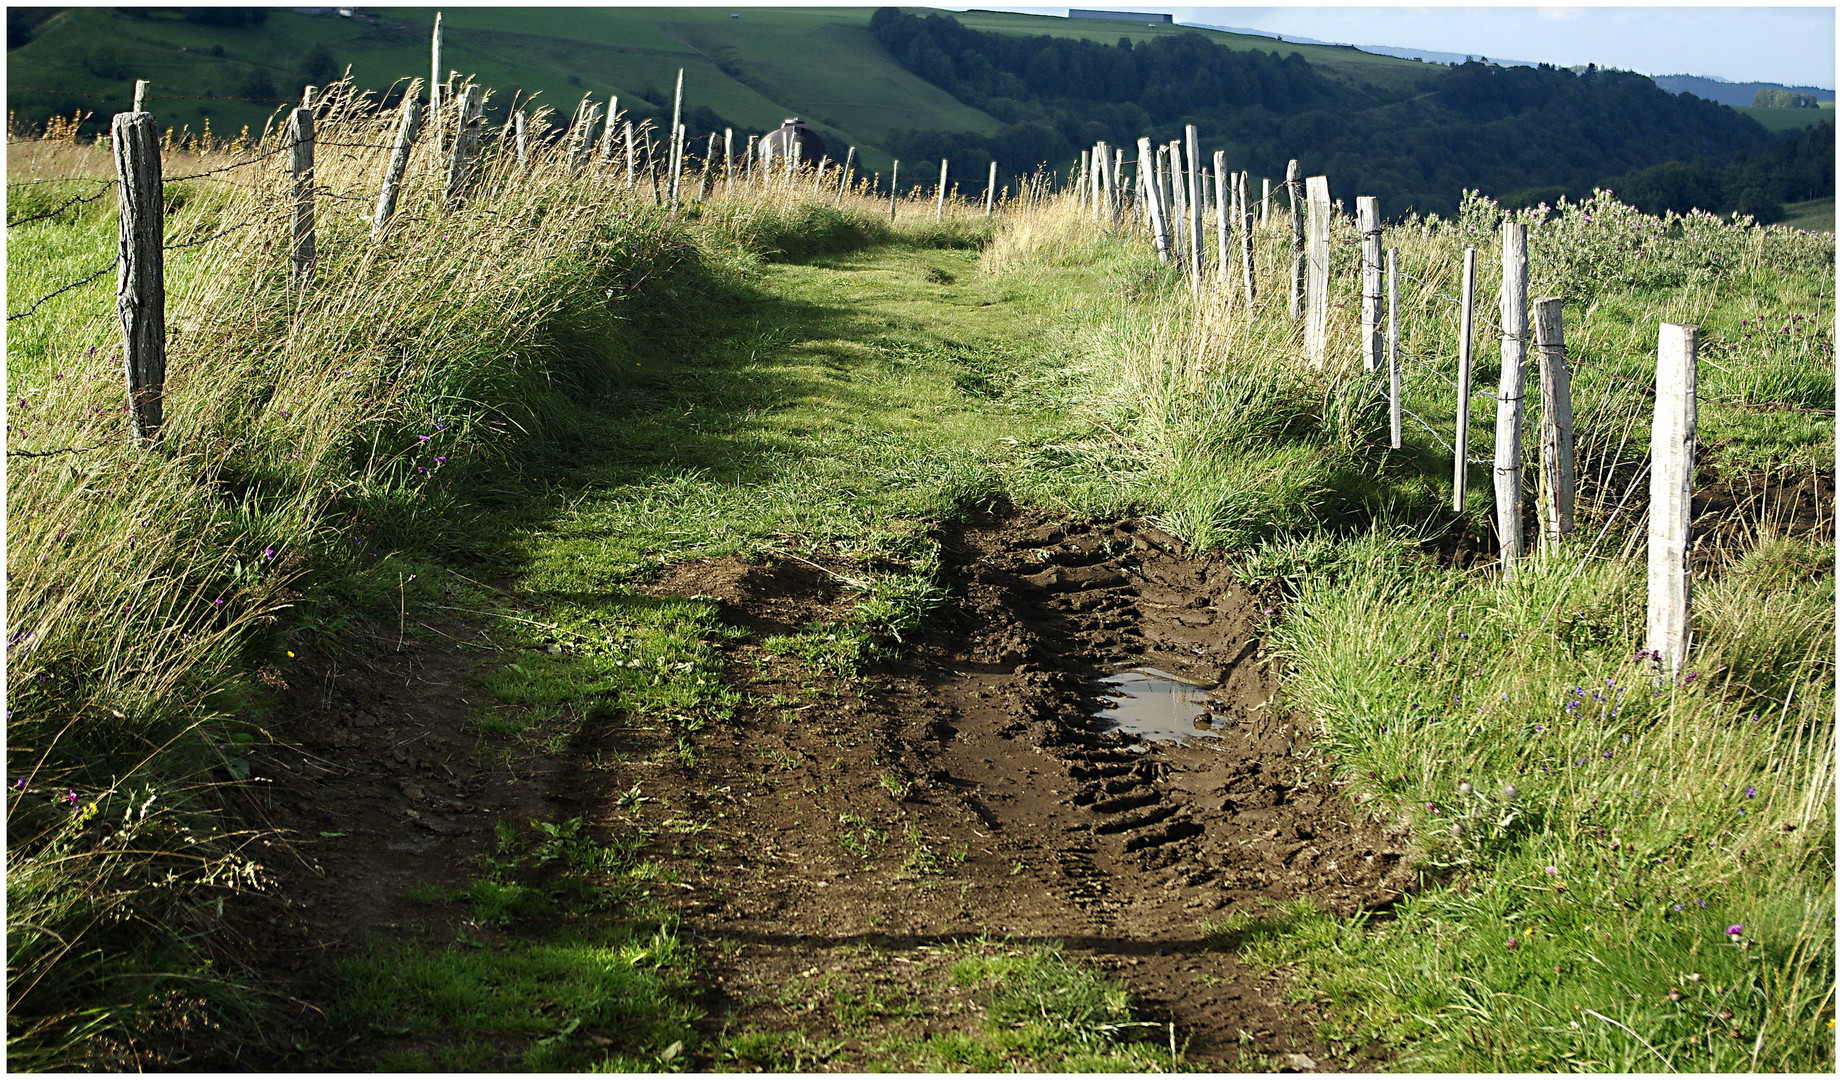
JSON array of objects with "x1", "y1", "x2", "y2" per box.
[{"x1": 869, "y1": 8, "x2": 1814, "y2": 219}]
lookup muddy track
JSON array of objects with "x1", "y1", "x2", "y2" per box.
[
  {"x1": 641, "y1": 511, "x2": 1418, "y2": 1069},
  {"x1": 232, "y1": 511, "x2": 1418, "y2": 1070}
]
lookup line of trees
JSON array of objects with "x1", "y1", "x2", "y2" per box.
[{"x1": 868, "y1": 8, "x2": 1789, "y2": 218}]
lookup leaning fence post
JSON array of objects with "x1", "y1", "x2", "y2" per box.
[
  {"x1": 1494, "y1": 222, "x2": 1530, "y2": 575},
  {"x1": 984, "y1": 158, "x2": 997, "y2": 216},
  {"x1": 442, "y1": 83, "x2": 483, "y2": 206},
  {"x1": 1184, "y1": 125, "x2": 1202, "y2": 292},
  {"x1": 1287, "y1": 159, "x2": 1304, "y2": 322},
  {"x1": 1138, "y1": 138, "x2": 1171, "y2": 264},
  {"x1": 1212, "y1": 151, "x2": 1229, "y2": 286},
  {"x1": 113, "y1": 110, "x2": 164, "y2": 442},
  {"x1": 935, "y1": 157, "x2": 948, "y2": 221},
  {"x1": 1647, "y1": 323, "x2": 1698, "y2": 676},
  {"x1": 569, "y1": 101, "x2": 601, "y2": 173},
  {"x1": 599, "y1": 95, "x2": 619, "y2": 162},
  {"x1": 429, "y1": 11, "x2": 444, "y2": 154},
  {"x1": 1534, "y1": 297, "x2": 1576, "y2": 553},
  {"x1": 287, "y1": 105, "x2": 315, "y2": 288},
  {"x1": 1387, "y1": 247, "x2": 1402, "y2": 449},
  {"x1": 1238, "y1": 171, "x2": 1256, "y2": 309},
  {"x1": 1357, "y1": 196, "x2": 1382, "y2": 372},
  {"x1": 1454, "y1": 246, "x2": 1477, "y2": 512},
  {"x1": 839, "y1": 146, "x2": 855, "y2": 205},
  {"x1": 889, "y1": 158, "x2": 899, "y2": 221},
  {"x1": 1304, "y1": 175, "x2": 1330, "y2": 365},
  {"x1": 372, "y1": 92, "x2": 420, "y2": 235},
  {"x1": 667, "y1": 69, "x2": 684, "y2": 208}
]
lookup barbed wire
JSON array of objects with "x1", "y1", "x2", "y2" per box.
[
  {"x1": 165, "y1": 213, "x2": 262, "y2": 251},
  {"x1": 163, "y1": 141, "x2": 294, "y2": 183},
  {"x1": 7, "y1": 174, "x2": 113, "y2": 189},
  {"x1": 13, "y1": 85, "x2": 291, "y2": 106},
  {"x1": 7, "y1": 183, "x2": 118, "y2": 228},
  {"x1": 7, "y1": 262, "x2": 114, "y2": 322},
  {"x1": 7, "y1": 443, "x2": 111, "y2": 459}
]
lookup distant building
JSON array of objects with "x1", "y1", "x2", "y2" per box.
[{"x1": 1069, "y1": 9, "x2": 1173, "y2": 23}]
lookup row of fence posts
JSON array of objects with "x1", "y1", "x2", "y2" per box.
[
  {"x1": 1097, "y1": 125, "x2": 1698, "y2": 677},
  {"x1": 100, "y1": 48, "x2": 1699, "y2": 679}
]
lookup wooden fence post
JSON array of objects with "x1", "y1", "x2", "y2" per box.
[
  {"x1": 667, "y1": 69, "x2": 684, "y2": 209},
  {"x1": 599, "y1": 95, "x2": 619, "y2": 162},
  {"x1": 1260, "y1": 176, "x2": 1270, "y2": 229},
  {"x1": 1165, "y1": 141, "x2": 1184, "y2": 266},
  {"x1": 1534, "y1": 297, "x2": 1576, "y2": 553},
  {"x1": 840, "y1": 146, "x2": 856, "y2": 205},
  {"x1": 1304, "y1": 175, "x2": 1331, "y2": 365},
  {"x1": 1138, "y1": 138, "x2": 1171, "y2": 264},
  {"x1": 1212, "y1": 151, "x2": 1229, "y2": 286},
  {"x1": 514, "y1": 110, "x2": 528, "y2": 168},
  {"x1": 889, "y1": 159, "x2": 899, "y2": 220},
  {"x1": 1287, "y1": 159, "x2": 1304, "y2": 322},
  {"x1": 936, "y1": 157, "x2": 948, "y2": 221},
  {"x1": 569, "y1": 102, "x2": 601, "y2": 173},
  {"x1": 429, "y1": 11, "x2": 444, "y2": 154},
  {"x1": 1454, "y1": 246, "x2": 1477, "y2": 512},
  {"x1": 624, "y1": 122, "x2": 638, "y2": 189},
  {"x1": 113, "y1": 110, "x2": 165, "y2": 442},
  {"x1": 1647, "y1": 323, "x2": 1698, "y2": 675},
  {"x1": 1494, "y1": 222, "x2": 1530, "y2": 574},
  {"x1": 1184, "y1": 125, "x2": 1202, "y2": 292},
  {"x1": 287, "y1": 105, "x2": 314, "y2": 288},
  {"x1": 1238, "y1": 171, "x2": 1255, "y2": 309},
  {"x1": 442, "y1": 83, "x2": 483, "y2": 206},
  {"x1": 703, "y1": 133, "x2": 720, "y2": 200},
  {"x1": 985, "y1": 159, "x2": 997, "y2": 216},
  {"x1": 372, "y1": 92, "x2": 420, "y2": 235},
  {"x1": 1357, "y1": 195, "x2": 1383, "y2": 372},
  {"x1": 133, "y1": 79, "x2": 149, "y2": 112},
  {"x1": 1387, "y1": 247, "x2": 1401, "y2": 449}
]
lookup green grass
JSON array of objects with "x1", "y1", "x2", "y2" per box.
[
  {"x1": 1732, "y1": 101, "x2": 1836, "y2": 134},
  {"x1": 1778, "y1": 195, "x2": 1835, "y2": 233}
]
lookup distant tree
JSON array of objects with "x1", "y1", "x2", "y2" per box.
[
  {"x1": 238, "y1": 68, "x2": 278, "y2": 101},
  {"x1": 297, "y1": 41, "x2": 338, "y2": 86},
  {"x1": 183, "y1": 8, "x2": 270, "y2": 28}
]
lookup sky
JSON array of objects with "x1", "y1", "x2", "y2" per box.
[{"x1": 955, "y1": 6, "x2": 1836, "y2": 89}]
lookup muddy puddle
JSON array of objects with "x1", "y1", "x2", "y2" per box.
[{"x1": 1095, "y1": 667, "x2": 1226, "y2": 748}]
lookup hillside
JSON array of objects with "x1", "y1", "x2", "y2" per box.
[
  {"x1": 1651, "y1": 73, "x2": 1835, "y2": 107},
  {"x1": 4, "y1": 5, "x2": 1811, "y2": 217}
]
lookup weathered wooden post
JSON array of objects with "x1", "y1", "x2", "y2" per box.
[
  {"x1": 1357, "y1": 195, "x2": 1383, "y2": 372},
  {"x1": 429, "y1": 12, "x2": 444, "y2": 154},
  {"x1": 624, "y1": 122, "x2": 638, "y2": 189},
  {"x1": 1138, "y1": 138, "x2": 1171, "y2": 264},
  {"x1": 839, "y1": 146, "x2": 856, "y2": 205},
  {"x1": 1304, "y1": 175, "x2": 1331, "y2": 365},
  {"x1": 1287, "y1": 159, "x2": 1304, "y2": 322},
  {"x1": 1260, "y1": 176, "x2": 1270, "y2": 228},
  {"x1": 935, "y1": 157, "x2": 948, "y2": 221},
  {"x1": 1212, "y1": 151, "x2": 1229, "y2": 285},
  {"x1": 743, "y1": 134, "x2": 756, "y2": 190},
  {"x1": 1647, "y1": 323, "x2": 1698, "y2": 675},
  {"x1": 442, "y1": 83, "x2": 484, "y2": 206},
  {"x1": 112, "y1": 110, "x2": 164, "y2": 442},
  {"x1": 811, "y1": 154, "x2": 828, "y2": 195},
  {"x1": 1494, "y1": 222, "x2": 1530, "y2": 574},
  {"x1": 889, "y1": 158, "x2": 899, "y2": 221},
  {"x1": 1165, "y1": 141, "x2": 1184, "y2": 264},
  {"x1": 667, "y1": 68, "x2": 684, "y2": 209},
  {"x1": 569, "y1": 101, "x2": 601, "y2": 173},
  {"x1": 1454, "y1": 246, "x2": 1477, "y2": 512},
  {"x1": 287, "y1": 104, "x2": 314, "y2": 288},
  {"x1": 1387, "y1": 247, "x2": 1402, "y2": 449},
  {"x1": 1077, "y1": 148, "x2": 1090, "y2": 205},
  {"x1": 372, "y1": 92, "x2": 420, "y2": 235},
  {"x1": 599, "y1": 95, "x2": 619, "y2": 162},
  {"x1": 703, "y1": 133, "x2": 720, "y2": 200},
  {"x1": 1534, "y1": 297, "x2": 1576, "y2": 553},
  {"x1": 984, "y1": 158, "x2": 997, "y2": 216},
  {"x1": 1184, "y1": 125, "x2": 1202, "y2": 291},
  {"x1": 514, "y1": 110, "x2": 528, "y2": 168},
  {"x1": 132, "y1": 79, "x2": 149, "y2": 112},
  {"x1": 1238, "y1": 171, "x2": 1255, "y2": 308}
]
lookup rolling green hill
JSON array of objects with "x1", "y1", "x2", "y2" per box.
[
  {"x1": 1735, "y1": 101, "x2": 1836, "y2": 134},
  {"x1": 5, "y1": 6, "x2": 1821, "y2": 219}
]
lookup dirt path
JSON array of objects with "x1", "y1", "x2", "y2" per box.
[{"x1": 228, "y1": 247, "x2": 1420, "y2": 1070}]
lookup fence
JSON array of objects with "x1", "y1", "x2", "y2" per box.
[{"x1": 9, "y1": 39, "x2": 1831, "y2": 676}]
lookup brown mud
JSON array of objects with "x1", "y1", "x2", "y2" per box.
[{"x1": 231, "y1": 512, "x2": 1420, "y2": 1071}]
